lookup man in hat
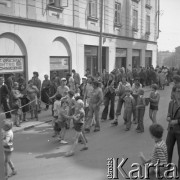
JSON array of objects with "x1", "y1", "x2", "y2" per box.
[
  {"x1": 85, "y1": 80, "x2": 103, "y2": 132},
  {"x1": 50, "y1": 78, "x2": 69, "y2": 99}
]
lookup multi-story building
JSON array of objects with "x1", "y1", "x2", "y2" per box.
[
  {"x1": 157, "y1": 51, "x2": 172, "y2": 67},
  {"x1": 0, "y1": 0, "x2": 159, "y2": 80}
]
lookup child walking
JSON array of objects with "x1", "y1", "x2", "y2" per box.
[
  {"x1": 52, "y1": 94, "x2": 62, "y2": 137},
  {"x1": 2, "y1": 120, "x2": 17, "y2": 179},
  {"x1": 123, "y1": 87, "x2": 135, "y2": 131},
  {"x1": 57, "y1": 98, "x2": 71, "y2": 144},
  {"x1": 65, "y1": 99, "x2": 88, "y2": 157},
  {"x1": 139, "y1": 124, "x2": 168, "y2": 179},
  {"x1": 149, "y1": 84, "x2": 160, "y2": 124},
  {"x1": 136, "y1": 89, "x2": 146, "y2": 133}
]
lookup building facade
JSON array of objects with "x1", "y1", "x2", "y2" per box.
[{"x1": 0, "y1": 0, "x2": 159, "y2": 81}]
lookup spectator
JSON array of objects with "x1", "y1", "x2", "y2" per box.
[{"x1": 72, "y1": 69, "x2": 80, "y2": 85}]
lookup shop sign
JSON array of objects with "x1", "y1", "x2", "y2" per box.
[
  {"x1": 116, "y1": 49, "x2": 127, "y2": 57},
  {"x1": 132, "y1": 50, "x2": 140, "y2": 57},
  {"x1": 0, "y1": 57, "x2": 24, "y2": 73},
  {"x1": 50, "y1": 57, "x2": 69, "y2": 70},
  {"x1": 85, "y1": 46, "x2": 98, "y2": 56}
]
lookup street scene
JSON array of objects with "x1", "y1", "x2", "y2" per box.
[{"x1": 0, "y1": 0, "x2": 180, "y2": 180}]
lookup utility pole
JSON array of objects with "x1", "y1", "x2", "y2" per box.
[
  {"x1": 98, "y1": 0, "x2": 103, "y2": 74},
  {"x1": 0, "y1": 110, "x2": 5, "y2": 180}
]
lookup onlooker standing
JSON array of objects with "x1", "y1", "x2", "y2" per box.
[
  {"x1": 0, "y1": 77, "x2": 11, "y2": 119},
  {"x1": 41, "y1": 74, "x2": 51, "y2": 110},
  {"x1": 72, "y1": 69, "x2": 80, "y2": 85},
  {"x1": 6, "y1": 73, "x2": 15, "y2": 91}
]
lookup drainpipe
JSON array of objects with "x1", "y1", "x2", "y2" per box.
[
  {"x1": 157, "y1": 0, "x2": 160, "y2": 39},
  {"x1": 98, "y1": 0, "x2": 103, "y2": 74}
]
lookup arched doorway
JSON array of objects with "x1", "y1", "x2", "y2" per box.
[
  {"x1": 50, "y1": 37, "x2": 72, "y2": 80},
  {"x1": 0, "y1": 32, "x2": 28, "y2": 83}
]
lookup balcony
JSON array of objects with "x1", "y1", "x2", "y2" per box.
[{"x1": 87, "y1": 16, "x2": 98, "y2": 22}]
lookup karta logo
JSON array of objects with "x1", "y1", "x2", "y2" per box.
[{"x1": 107, "y1": 158, "x2": 179, "y2": 179}]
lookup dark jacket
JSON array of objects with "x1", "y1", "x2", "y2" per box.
[{"x1": 167, "y1": 100, "x2": 180, "y2": 131}]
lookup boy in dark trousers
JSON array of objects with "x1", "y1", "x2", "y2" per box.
[{"x1": 136, "y1": 89, "x2": 146, "y2": 133}]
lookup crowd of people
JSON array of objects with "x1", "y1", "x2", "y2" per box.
[{"x1": 1, "y1": 65, "x2": 180, "y2": 179}]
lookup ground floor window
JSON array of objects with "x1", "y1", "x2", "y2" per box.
[
  {"x1": 0, "y1": 56, "x2": 25, "y2": 82},
  {"x1": 84, "y1": 46, "x2": 98, "y2": 76},
  {"x1": 132, "y1": 49, "x2": 140, "y2": 68},
  {"x1": 145, "y1": 50, "x2": 152, "y2": 67},
  {"x1": 115, "y1": 48, "x2": 127, "y2": 69},
  {"x1": 50, "y1": 56, "x2": 70, "y2": 79}
]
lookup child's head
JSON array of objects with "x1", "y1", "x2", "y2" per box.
[
  {"x1": 61, "y1": 98, "x2": 69, "y2": 108},
  {"x1": 149, "y1": 124, "x2": 164, "y2": 140},
  {"x1": 151, "y1": 84, "x2": 158, "y2": 92},
  {"x1": 76, "y1": 99, "x2": 84, "y2": 109},
  {"x1": 3, "y1": 120, "x2": 13, "y2": 131},
  {"x1": 138, "y1": 89, "x2": 144, "y2": 96},
  {"x1": 135, "y1": 82, "x2": 140, "y2": 88},
  {"x1": 68, "y1": 90, "x2": 74, "y2": 98},
  {"x1": 56, "y1": 94, "x2": 62, "y2": 101},
  {"x1": 75, "y1": 96, "x2": 83, "y2": 101},
  {"x1": 125, "y1": 87, "x2": 132, "y2": 96}
]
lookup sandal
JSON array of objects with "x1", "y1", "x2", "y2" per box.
[
  {"x1": 80, "y1": 147, "x2": 88, "y2": 151},
  {"x1": 65, "y1": 151, "x2": 74, "y2": 157}
]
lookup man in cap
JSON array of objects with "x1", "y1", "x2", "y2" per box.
[
  {"x1": 50, "y1": 77, "x2": 69, "y2": 99},
  {"x1": 85, "y1": 80, "x2": 103, "y2": 132}
]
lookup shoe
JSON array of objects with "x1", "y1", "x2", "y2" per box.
[
  {"x1": 11, "y1": 170, "x2": 17, "y2": 176},
  {"x1": 80, "y1": 147, "x2": 88, "y2": 151},
  {"x1": 15, "y1": 124, "x2": 21, "y2": 127},
  {"x1": 65, "y1": 151, "x2": 74, "y2": 157},
  {"x1": 94, "y1": 128, "x2": 100, "y2": 132},
  {"x1": 111, "y1": 121, "x2": 118, "y2": 126},
  {"x1": 60, "y1": 140, "x2": 68, "y2": 144},
  {"x1": 85, "y1": 128, "x2": 90, "y2": 133},
  {"x1": 52, "y1": 134, "x2": 57, "y2": 138},
  {"x1": 136, "y1": 130, "x2": 144, "y2": 133},
  {"x1": 125, "y1": 128, "x2": 130, "y2": 131}
]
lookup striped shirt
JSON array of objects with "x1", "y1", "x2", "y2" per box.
[{"x1": 151, "y1": 140, "x2": 168, "y2": 165}]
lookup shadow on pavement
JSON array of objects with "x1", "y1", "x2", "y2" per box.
[{"x1": 36, "y1": 152, "x2": 66, "y2": 159}]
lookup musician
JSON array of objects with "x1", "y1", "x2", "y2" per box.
[{"x1": 101, "y1": 73, "x2": 115, "y2": 121}]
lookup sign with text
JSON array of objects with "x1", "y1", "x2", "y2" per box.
[
  {"x1": 0, "y1": 57, "x2": 24, "y2": 73},
  {"x1": 50, "y1": 57, "x2": 69, "y2": 70}
]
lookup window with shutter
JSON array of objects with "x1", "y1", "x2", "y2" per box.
[
  {"x1": 146, "y1": 15, "x2": 150, "y2": 34},
  {"x1": 88, "y1": 0, "x2": 97, "y2": 19},
  {"x1": 133, "y1": 9, "x2": 138, "y2": 30}
]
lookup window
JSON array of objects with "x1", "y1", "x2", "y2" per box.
[
  {"x1": 133, "y1": 9, "x2": 138, "y2": 30},
  {"x1": 131, "y1": 0, "x2": 140, "y2": 3},
  {"x1": 48, "y1": 0, "x2": 68, "y2": 9},
  {"x1": 114, "y1": 2, "x2": 121, "y2": 26},
  {"x1": 88, "y1": 0, "x2": 97, "y2": 19},
  {"x1": 146, "y1": 15, "x2": 150, "y2": 34}
]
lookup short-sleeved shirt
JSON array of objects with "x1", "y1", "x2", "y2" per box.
[
  {"x1": 56, "y1": 85, "x2": 69, "y2": 97},
  {"x1": 53, "y1": 100, "x2": 61, "y2": 117},
  {"x1": 151, "y1": 140, "x2": 168, "y2": 165},
  {"x1": 3, "y1": 129, "x2": 14, "y2": 152}
]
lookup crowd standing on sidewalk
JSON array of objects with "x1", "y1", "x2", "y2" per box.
[{"x1": 1, "y1": 65, "x2": 180, "y2": 178}]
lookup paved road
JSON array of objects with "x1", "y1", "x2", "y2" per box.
[{"x1": 10, "y1": 85, "x2": 178, "y2": 180}]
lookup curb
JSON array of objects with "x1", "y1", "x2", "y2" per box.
[{"x1": 14, "y1": 119, "x2": 52, "y2": 133}]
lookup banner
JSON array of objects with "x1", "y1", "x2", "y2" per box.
[
  {"x1": 50, "y1": 57, "x2": 69, "y2": 70},
  {"x1": 0, "y1": 57, "x2": 24, "y2": 73}
]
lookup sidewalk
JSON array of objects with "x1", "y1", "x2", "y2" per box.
[
  {"x1": 13, "y1": 86, "x2": 152, "y2": 133},
  {"x1": 13, "y1": 109, "x2": 53, "y2": 133}
]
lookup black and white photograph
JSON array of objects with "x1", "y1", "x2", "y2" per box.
[{"x1": 0, "y1": 0, "x2": 180, "y2": 179}]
